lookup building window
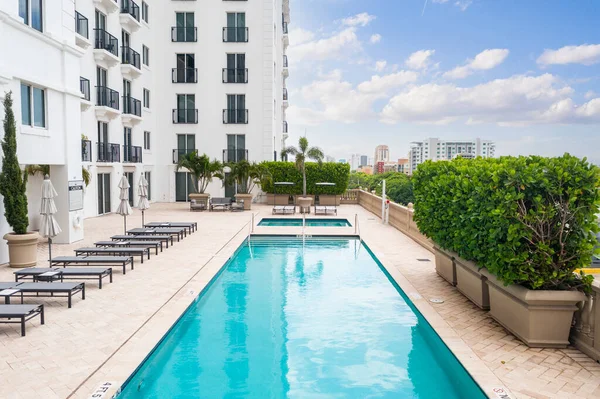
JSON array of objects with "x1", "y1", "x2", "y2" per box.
[
  {"x1": 20, "y1": 83, "x2": 45, "y2": 128},
  {"x1": 144, "y1": 171, "x2": 152, "y2": 200},
  {"x1": 141, "y1": 1, "x2": 149, "y2": 23},
  {"x1": 19, "y1": 0, "x2": 43, "y2": 32},
  {"x1": 143, "y1": 89, "x2": 150, "y2": 108},
  {"x1": 142, "y1": 45, "x2": 149, "y2": 66},
  {"x1": 144, "y1": 131, "x2": 151, "y2": 150}
]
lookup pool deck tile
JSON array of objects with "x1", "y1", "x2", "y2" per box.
[{"x1": 0, "y1": 203, "x2": 599, "y2": 399}]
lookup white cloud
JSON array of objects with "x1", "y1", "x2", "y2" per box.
[
  {"x1": 432, "y1": 0, "x2": 473, "y2": 11},
  {"x1": 289, "y1": 27, "x2": 315, "y2": 46},
  {"x1": 537, "y1": 44, "x2": 600, "y2": 66},
  {"x1": 444, "y1": 49, "x2": 509, "y2": 79},
  {"x1": 288, "y1": 28, "x2": 361, "y2": 62},
  {"x1": 357, "y1": 71, "x2": 419, "y2": 94},
  {"x1": 380, "y1": 73, "x2": 600, "y2": 126},
  {"x1": 585, "y1": 90, "x2": 597, "y2": 100},
  {"x1": 374, "y1": 60, "x2": 387, "y2": 72},
  {"x1": 370, "y1": 34, "x2": 382, "y2": 44},
  {"x1": 405, "y1": 50, "x2": 436, "y2": 70},
  {"x1": 341, "y1": 13, "x2": 376, "y2": 27}
]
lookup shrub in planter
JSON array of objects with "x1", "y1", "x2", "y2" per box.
[
  {"x1": 413, "y1": 155, "x2": 600, "y2": 346},
  {"x1": 260, "y1": 162, "x2": 349, "y2": 195}
]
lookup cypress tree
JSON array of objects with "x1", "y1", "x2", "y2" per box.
[{"x1": 0, "y1": 92, "x2": 29, "y2": 234}]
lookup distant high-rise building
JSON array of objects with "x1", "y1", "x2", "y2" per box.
[
  {"x1": 397, "y1": 158, "x2": 410, "y2": 175},
  {"x1": 360, "y1": 155, "x2": 368, "y2": 166},
  {"x1": 338, "y1": 159, "x2": 347, "y2": 164},
  {"x1": 350, "y1": 154, "x2": 361, "y2": 171},
  {"x1": 408, "y1": 138, "x2": 496, "y2": 173},
  {"x1": 325, "y1": 155, "x2": 336, "y2": 163},
  {"x1": 374, "y1": 145, "x2": 390, "y2": 164}
]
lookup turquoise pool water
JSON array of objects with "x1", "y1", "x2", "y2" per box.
[
  {"x1": 118, "y1": 237, "x2": 485, "y2": 399},
  {"x1": 258, "y1": 218, "x2": 351, "y2": 227}
]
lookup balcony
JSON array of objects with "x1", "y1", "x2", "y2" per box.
[
  {"x1": 75, "y1": 11, "x2": 91, "y2": 48},
  {"x1": 172, "y1": 68, "x2": 198, "y2": 83},
  {"x1": 222, "y1": 149, "x2": 248, "y2": 163},
  {"x1": 95, "y1": 86, "x2": 120, "y2": 121},
  {"x1": 283, "y1": 22, "x2": 288, "y2": 34},
  {"x1": 172, "y1": 148, "x2": 196, "y2": 164},
  {"x1": 223, "y1": 109, "x2": 248, "y2": 124},
  {"x1": 97, "y1": 142, "x2": 120, "y2": 163},
  {"x1": 172, "y1": 109, "x2": 198, "y2": 124},
  {"x1": 121, "y1": 46, "x2": 142, "y2": 79},
  {"x1": 80, "y1": 77, "x2": 91, "y2": 110},
  {"x1": 93, "y1": 0, "x2": 118, "y2": 13},
  {"x1": 283, "y1": 121, "x2": 288, "y2": 133},
  {"x1": 123, "y1": 145, "x2": 143, "y2": 163},
  {"x1": 82, "y1": 140, "x2": 92, "y2": 162},
  {"x1": 222, "y1": 68, "x2": 248, "y2": 83},
  {"x1": 283, "y1": 88, "x2": 289, "y2": 108},
  {"x1": 93, "y1": 29, "x2": 119, "y2": 68},
  {"x1": 171, "y1": 27, "x2": 197, "y2": 42},
  {"x1": 120, "y1": 0, "x2": 141, "y2": 32},
  {"x1": 222, "y1": 27, "x2": 248, "y2": 43},
  {"x1": 122, "y1": 96, "x2": 142, "y2": 126},
  {"x1": 283, "y1": 23, "x2": 289, "y2": 47},
  {"x1": 283, "y1": 55, "x2": 289, "y2": 77}
]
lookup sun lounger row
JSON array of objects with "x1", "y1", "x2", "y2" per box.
[
  {"x1": 314, "y1": 205, "x2": 338, "y2": 215},
  {"x1": 273, "y1": 205, "x2": 296, "y2": 215}
]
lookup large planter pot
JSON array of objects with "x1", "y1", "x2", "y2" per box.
[
  {"x1": 297, "y1": 196, "x2": 313, "y2": 213},
  {"x1": 433, "y1": 245, "x2": 456, "y2": 286},
  {"x1": 316, "y1": 195, "x2": 340, "y2": 206},
  {"x1": 482, "y1": 270, "x2": 585, "y2": 348},
  {"x1": 4, "y1": 232, "x2": 39, "y2": 268},
  {"x1": 266, "y1": 194, "x2": 293, "y2": 206},
  {"x1": 235, "y1": 193, "x2": 253, "y2": 210},
  {"x1": 455, "y1": 256, "x2": 490, "y2": 310},
  {"x1": 189, "y1": 193, "x2": 209, "y2": 210}
]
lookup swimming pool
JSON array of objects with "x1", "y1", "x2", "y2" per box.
[
  {"x1": 118, "y1": 237, "x2": 485, "y2": 398},
  {"x1": 258, "y1": 218, "x2": 351, "y2": 227}
]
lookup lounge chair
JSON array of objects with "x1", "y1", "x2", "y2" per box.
[
  {"x1": 273, "y1": 205, "x2": 286, "y2": 215},
  {"x1": 284, "y1": 206, "x2": 296, "y2": 214},
  {"x1": 0, "y1": 304, "x2": 44, "y2": 336},
  {"x1": 127, "y1": 228, "x2": 184, "y2": 241},
  {"x1": 210, "y1": 197, "x2": 232, "y2": 211},
  {"x1": 14, "y1": 267, "x2": 113, "y2": 289},
  {"x1": 326, "y1": 206, "x2": 337, "y2": 215},
  {"x1": 51, "y1": 256, "x2": 134, "y2": 274},
  {"x1": 75, "y1": 247, "x2": 150, "y2": 264},
  {"x1": 112, "y1": 234, "x2": 173, "y2": 247},
  {"x1": 0, "y1": 282, "x2": 85, "y2": 308},
  {"x1": 144, "y1": 222, "x2": 197, "y2": 233},
  {"x1": 95, "y1": 240, "x2": 161, "y2": 254},
  {"x1": 315, "y1": 205, "x2": 327, "y2": 215},
  {"x1": 231, "y1": 200, "x2": 244, "y2": 212}
]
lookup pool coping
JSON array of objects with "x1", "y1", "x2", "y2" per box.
[{"x1": 72, "y1": 230, "x2": 512, "y2": 399}]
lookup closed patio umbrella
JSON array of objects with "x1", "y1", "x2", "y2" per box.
[
  {"x1": 138, "y1": 174, "x2": 150, "y2": 226},
  {"x1": 116, "y1": 175, "x2": 133, "y2": 234},
  {"x1": 40, "y1": 174, "x2": 62, "y2": 264}
]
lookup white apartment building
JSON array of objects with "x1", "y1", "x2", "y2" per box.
[
  {"x1": 409, "y1": 138, "x2": 495, "y2": 173},
  {"x1": 0, "y1": 0, "x2": 290, "y2": 264}
]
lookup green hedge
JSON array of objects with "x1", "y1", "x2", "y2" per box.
[
  {"x1": 260, "y1": 162, "x2": 350, "y2": 195},
  {"x1": 413, "y1": 155, "x2": 600, "y2": 291}
]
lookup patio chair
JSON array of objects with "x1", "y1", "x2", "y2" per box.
[
  {"x1": 0, "y1": 304, "x2": 44, "y2": 336},
  {"x1": 51, "y1": 256, "x2": 134, "y2": 274},
  {"x1": 0, "y1": 282, "x2": 85, "y2": 308},
  {"x1": 144, "y1": 222, "x2": 196, "y2": 234},
  {"x1": 210, "y1": 197, "x2": 232, "y2": 212},
  {"x1": 325, "y1": 206, "x2": 338, "y2": 215},
  {"x1": 231, "y1": 200, "x2": 244, "y2": 212},
  {"x1": 14, "y1": 267, "x2": 113, "y2": 289},
  {"x1": 95, "y1": 240, "x2": 161, "y2": 255},
  {"x1": 284, "y1": 206, "x2": 296, "y2": 214},
  {"x1": 314, "y1": 205, "x2": 327, "y2": 215},
  {"x1": 273, "y1": 205, "x2": 286, "y2": 215},
  {"x1": 112, "y1": 234, "x2": 173, "y2": 247},
  {"x1": 74, "y1": 247, "x2": 150, "y2": 264}
]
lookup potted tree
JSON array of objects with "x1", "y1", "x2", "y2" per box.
[
  {"x1": 176, "y1": 151, "x2": 222, "y2": 208},
  {"x1": 224, "y1": 160, "x2": 270, "y2": 210},
  {"x1": 0, "y1": 93, "x2": 38, "y2": 268},
  {"x1": 281, "y1": 137, "x2": 324, "y2": 212}
]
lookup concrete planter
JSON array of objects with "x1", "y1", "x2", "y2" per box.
[
  {"x1": 189, "y1": 193, "x2": 209, "y2": 209},
  {"x1": 266, "y1": 194, "x2": 293, "y2": 206},
  {"x1": 297, "y1": 196, "x2": 312, "y2": 213},
  {"x1": 4, "y1": 232, "x2": 39, "y2": 268},
  {"x1": 433, "y1": 245, "x2": 456, "y2": 286},
  {"x1": 455, "y1": 256, "x2": 490, "y2": 310},
  {"x1": 316, "y1": 195, "x2": 340, "y2": 206},
  {"x1": 483, "y1": 270, "x2": 585, "y2": 348},
  {"x1": 234, "y1": 193, "x2": 253, "y2": 210}
]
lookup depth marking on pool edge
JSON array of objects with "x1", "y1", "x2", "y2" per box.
[
  {"x1": 492, "y1": 387, "x2": 513, "y2": 399},
  {"x1": 88, "y1": 382, "x2": 116, "y2": 399}
]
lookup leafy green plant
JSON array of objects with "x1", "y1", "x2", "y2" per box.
[
  {"x1": 176, "y1": 152, "x2": 223, "y2": 193},
  {"x1": 224, "y1": 160, "x2": 271, "y2": 194},
  {"x1": 260, "y1": 162, "x2": 350, "y2": 195},
  {"x1": 281, "y1": 137, "x2": 324, "y2": 196},
  {"x1": 0, "y1": 92, "x2": 29, "y2": 235},
  {"x1": 413, "y1": 155, "x2": 600, "y2": 292},
  {"x1": 23, "y1": 164, "x2": 90, "y2": 187}
]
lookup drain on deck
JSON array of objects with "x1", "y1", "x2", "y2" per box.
[{"x1": 417, "y1": 258, "x2": 431, "y2": 262}]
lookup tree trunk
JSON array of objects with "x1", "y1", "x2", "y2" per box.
[{"x1": 302, "y1": 164, "x2": 307, "y2": 196}]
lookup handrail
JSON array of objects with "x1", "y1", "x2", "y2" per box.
[{"x1": 355, "y1": 214, "x2": 360, "y2": 237}]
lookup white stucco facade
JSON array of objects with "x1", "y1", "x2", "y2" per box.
[{"x1": 0, "y1": 0, "x2": 290, "y2": 265}]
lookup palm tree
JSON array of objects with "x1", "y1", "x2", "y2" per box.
[
  {"x1": 176, "y1": 151, "x2": 223, "y2": 193},
  {"x1": 282, "y1": 136, "x2": 324, "y2": 196},
  {"x1": 224, "y1": 160, "x2": 271, "y2": 194}
]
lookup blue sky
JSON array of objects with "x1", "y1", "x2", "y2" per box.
[{"x1": 286, "y1": 0, "x2": 600, "y2": 164}]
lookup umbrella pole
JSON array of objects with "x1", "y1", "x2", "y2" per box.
[
  {"x1": 124, "y1": 216, "x2": 127, "y2": 235},
  {"x1": 142, "y1": 209, "x2": 145, "y2": 227},
  {"x1": 48, "y1": 237, "x2": 52, "y2": 265}
]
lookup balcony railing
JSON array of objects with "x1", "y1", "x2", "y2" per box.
[
  {"x1": 222, "y1": 68, "x2": 248, "y2": 83},
  {"x1": 283, "y1": 22, "x2": 288, "y2": 34},
  {"x1": 171, "y1": 26, "x2": 197, "y2": 42},
  {"x1": 121, "y1": 46, "x2": 141, "y2": 69},
  {"x1": 172, "y1": 109, "x2": 198, "y2": 124},
  {"x1": 283, "y1": 55, "x2": 288, "y2": 68},
  {"x1": 121, "y1": 0, "x2": 140, "y2": 21},
  {"x1": 222, "y1": 149, "x2": 248, "y2": 163},
  {"x1": 80, "y1": 77, "x2": 90, "y2": 101},
  {"x1": 283, "y1": 121, "x2": 288, "y2": 133},
  {"x1": 283, "y1": 88, "x2": 288, "y2": 101},
  {"x1": 122, "y1": 96, "x2": 141, "y2": 116},
  {"x1": 123, "y1": 145, "x2": 143, "y2": 163},
  {"x1": 82, "y1": 140, "x2": 92, "y2": 162},
  {"x1": 172, "y1": 148, "x2": 196, "y2": 164},
  {"x1": 94, "y1": 29, "x2": 119, "y2": 57},
  {"x1": 97, "y1": 142, "x2": 120, "y2": 162},
  {"x1": 96, "y1": 86, "x2": 120, "y2": 110},
  {"x1": 172, "y1": 68, "x2": 198, "y2": 83},
  {"x1": 222, "y1": 27, "x2": 248, "y2": 43},
  {"x1": 223, "y1": 109, "x2": 248, "y2": 124},
  {"x1": 75, "y1": 11, "x2": 89, "y2": 39}
]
